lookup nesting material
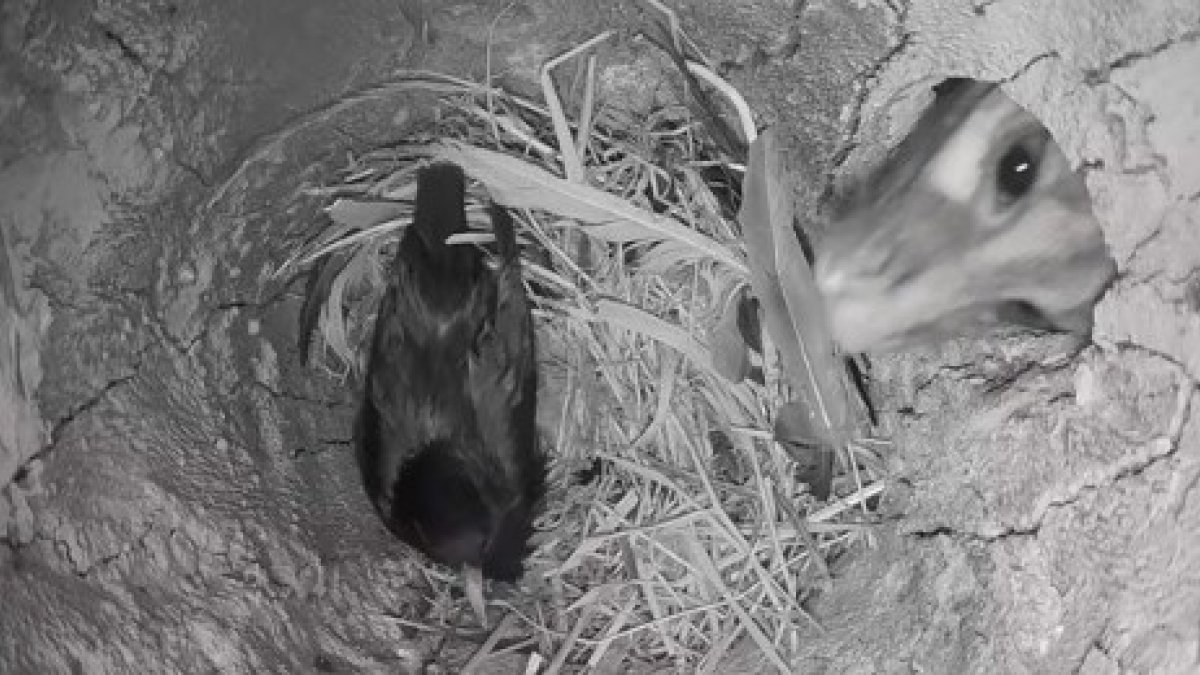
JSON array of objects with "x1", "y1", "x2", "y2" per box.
[{"x1": 282, "y1": 69, "x2": 884, "y2": 671}]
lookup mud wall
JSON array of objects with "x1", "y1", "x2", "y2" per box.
[{"x1": 1, "y1": 0, "x2": 1197, "y2": 672}]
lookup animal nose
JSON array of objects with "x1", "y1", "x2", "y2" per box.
[
  {"x1": 814, "y1": 257, "x2": 854, "y2": 303},
  {"x1": 814, "y1": 224, "x2": 892, "y2": 298},
  {"x1": 813, "y1": 252, "x2": 852, "y2": 297}
]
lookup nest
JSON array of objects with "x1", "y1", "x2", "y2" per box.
[{"x1": 278, "y1": 50, "x2": 885, "y2": 671}]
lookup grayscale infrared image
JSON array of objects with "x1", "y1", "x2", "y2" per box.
[{"x1": 1, "y1": 1, "x2": 1197, "y2": 672}]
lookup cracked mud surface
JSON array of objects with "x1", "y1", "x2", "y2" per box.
[{"x1": 2, "y1": 0, "x2": 1198, "y2": 672}]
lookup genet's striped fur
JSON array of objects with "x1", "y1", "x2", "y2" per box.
[{"x1": 815, "y1": 79, "x2": 1116, "y2": 353}]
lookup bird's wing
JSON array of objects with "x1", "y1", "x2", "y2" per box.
[
  {"x1": 465, "y1": 206, "x2": 538, "y2": 476},
  {"x1": 488, "y1": 204, "x2": 537, "y2": 388}
]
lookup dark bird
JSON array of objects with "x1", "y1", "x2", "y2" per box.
[{"x1": 355, "y1": 162, "x2": 544, "y2": 623}]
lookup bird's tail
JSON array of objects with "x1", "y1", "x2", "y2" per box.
[{"x1": 411, "y1": 162, "x2": 469, "y2": 260}]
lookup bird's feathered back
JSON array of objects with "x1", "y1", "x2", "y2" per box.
[{"x1": 356, "y1": 162, "x2": 543, "y2": 581}]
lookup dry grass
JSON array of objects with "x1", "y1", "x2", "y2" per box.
[{"x1": 278, "y1": 60, "x2": 885, "y2": 672}]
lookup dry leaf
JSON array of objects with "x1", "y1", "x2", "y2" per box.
[
  {"x1": 433, "y1": 141, "x2": 748, "y2": 274},
  {"x1": 740, "y1": 127, "x2": 853, "y2": 497},
  {"x1": 572, "y1": 298, "x2": 715, "y2": 378},
  {"x1": 325, "y1": 198, "x2": 408, "y2": 229},
  {"x1": 709, "y1": 285, "x2": 751, "y2": 382}
]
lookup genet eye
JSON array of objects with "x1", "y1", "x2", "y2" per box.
[{"x1": 996, "y1": 142, "x2": 1038, "y2": 204}]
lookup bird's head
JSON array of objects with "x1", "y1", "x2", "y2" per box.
[
  {"x1": 389, "y1": 440, "x2": 537, "y2": 626},
  {"x1": 389, "y1": 439, "x2": 534, "y2": 581}
]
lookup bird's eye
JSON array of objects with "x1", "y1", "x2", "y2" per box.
[{"x1": 995, "y1": 142, "x2": 1038, "y2": 205}]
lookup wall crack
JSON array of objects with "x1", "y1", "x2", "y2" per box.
[{"x1": 1000, "y1": 369, "x2": 1195, "y2": 538}]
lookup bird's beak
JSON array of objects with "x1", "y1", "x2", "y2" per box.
[{"x1": 464, "y1": 564, "x2": 488, "y2": 627}]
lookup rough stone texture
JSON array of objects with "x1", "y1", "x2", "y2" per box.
[
  {"x1": 0, "y1": 1, "x2": 681, "y2": 670},
  {"x1": 1, "y1": 0, "x2": 1197, "y2": 673},
  {"x1": 719, "y1": 0, "x2": 1200, "y2": 672},
  {"x1": 2, "y1": 1, "x2": 478, "y2": 672}
]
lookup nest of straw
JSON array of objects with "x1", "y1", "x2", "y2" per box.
[{"x1": 279, "y1": 64, "x2": 884, "y2": 671}]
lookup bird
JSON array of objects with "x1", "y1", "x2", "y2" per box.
[{"x1": 354, "y1": 161, "x2": 544, "y2": 624}]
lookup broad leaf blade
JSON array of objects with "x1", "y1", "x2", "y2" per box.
[
  {"x1": 709, "y1": 286, "x2": 751, "y2": 382},
  {"x1": 739, "y1": 128, "x2": 850, "y2": 452},
  {"x1": 571, "y1": 298, "x2": 716, "y2": 378},
  {"x1": 433, "y1": 141, "x2": 747, "y2": 274},
  {"x1": 325, "y1": 198, "x2": 407, "y2": 229}
]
